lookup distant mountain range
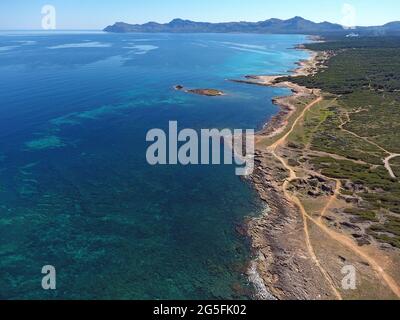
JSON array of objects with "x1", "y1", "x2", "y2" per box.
[{"x1": 104, "y1": 16, "x2": 400, "y2": 35}]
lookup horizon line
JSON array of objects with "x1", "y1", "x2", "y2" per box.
[
  {"x1": 109, "y1": 16, "x2": 398, "y2": 27},
  {"x1": 2, "y1": 15, "x2": 400, "y2": 31}
]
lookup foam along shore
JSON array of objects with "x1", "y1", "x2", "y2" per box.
[
  {"x1": 239, "y1": 49, "x2": 337, "y2": 300},
  {"x1": 174, "y1": 85, "x2": 225, "y2": 96}
]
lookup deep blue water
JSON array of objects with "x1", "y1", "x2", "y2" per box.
[{"x1": 0, "y1": 32, "x2": 309, "y2": 299}]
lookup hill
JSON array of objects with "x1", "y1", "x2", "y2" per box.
[{"x1": 104, "y1": 17, "x2": 400, "y2": 35}]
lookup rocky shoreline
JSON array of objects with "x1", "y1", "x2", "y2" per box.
[
  {"x1": 174, "y1": 85, "x2": 225, "y2": 96},
  {"x1": 247, "y1": 151, "x2": 336, "y2": 299},
  {"x1": 230, "y1": 50, "x2": 330, "y2": 140},
  {"x1": 241, "y1": 48, "x2": 335, "y2": 300}
]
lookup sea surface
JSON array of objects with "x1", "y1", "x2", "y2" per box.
[{"x1": 0, "y1": 32, "x2": 309, "y2": 299}]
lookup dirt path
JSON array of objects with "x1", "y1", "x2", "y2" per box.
[
  {"x1": 319, "y1": 179, "x2": 341, "y2": 222},
  {"x1": 308, "y1": 150, "x2": 369, "y2": 166},
  {"x1": 340, "y1": 111, "x2": 400, "y2": 179},
  {"x1": 265, "y1": 96, "x2": 400, "y2": 299},
  {"x1": 384, "y1": 154, "x2": 400, "y2": 179},
  {"x1": 268, "y1": 97, "x2": 342, "y2": 299}
]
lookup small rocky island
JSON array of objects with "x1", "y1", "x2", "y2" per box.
[{"x1": 174, "y1": 85, "x2": 224, "y2": 96}]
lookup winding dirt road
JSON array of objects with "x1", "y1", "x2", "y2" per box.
[
  {"x1": 384, "y1": 154, "x2": 400, "y2": 179},
  {"x1": 265, "y1": 96, "x2": 400, "y2": 299},
  {"x1": 340, "y1": 110, "x2": 400, "y2": 180}
]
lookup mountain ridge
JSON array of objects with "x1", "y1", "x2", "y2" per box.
[{"x1": 104, "y1": 16, "x2": 400, "y2": 34}]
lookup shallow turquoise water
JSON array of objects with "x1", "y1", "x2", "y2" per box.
[{"x1": 0, "y1": 32, "x2": 309, "y2": 299}]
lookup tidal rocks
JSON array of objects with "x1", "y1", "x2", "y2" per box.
[
  {"x1": 174, "y1": 85, "x2": 184, "y2": 90},
  {"x1": 187, "y1": 89, "x2": 224, "y2": 96},
  {"x1": 174, "y1": 85, "x2": 224, "y2": 96}
]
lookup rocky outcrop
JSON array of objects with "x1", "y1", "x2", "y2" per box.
[
  {"x1": 174, "y1": 85, "x2": 224, "y2": 96},
  {"x1": 288, "y1": 175, "x2": 335, "y2": 198}
]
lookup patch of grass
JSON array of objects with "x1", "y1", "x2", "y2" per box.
[
  {"x1": 344, "y1": 208, "x2": 379, "y2": 222},
  {"x1": 372, "y1": 234, "x2": 400, "y2": 249},
  {"x1": 288, "y1": 99, "x2": 334, "y2": 147}
]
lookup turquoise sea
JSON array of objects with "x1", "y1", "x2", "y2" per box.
[{"x1": 0, "y1": 32, "x2": 309, "y2": 299}]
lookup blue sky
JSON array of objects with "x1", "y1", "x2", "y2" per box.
[{"x1": 0, "y1": 0, "x2": 399, "y2": 30}]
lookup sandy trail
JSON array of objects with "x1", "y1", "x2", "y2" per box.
[
  {"x1": 265, "y1": 96, "x2": 400, "y2": 299},
  {"x1": 319, "y1": 179, "x2": 341, "y2": 222},
  {"x1": 340, "y1": 111, "x2": 400, "y2": 179},
  {"x1": 384, "y1": 154, "x2": 400, "y2": 179},
  {"x1": 269, "y1": 97, "x2": 342, "y2": 299}
]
